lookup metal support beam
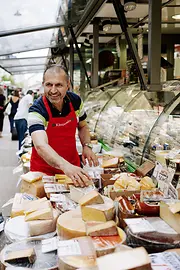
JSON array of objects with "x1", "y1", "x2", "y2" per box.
[
  {"x1": 0, "y1": 45, "x2": 55, "y2": 57},
  {"x1": 3, "y1": 64, "x2": 45, "y2": 69},
  {"x1": 148, "y1": 0, "x2": 162, "y2": 91},
  {"x1": 91, "y1": 19, "x2": 99, "y2": 88},
  {"x1": 69, "y1": 26, "x2": 91, "y2": 89},
  {"x1": 167, "y1": 42, "x2": 174, "y2": 81},
  {"x1": 120, "y1": 39, "x2": 127, "y2": 70},
  {"x1": 0, "y1": 65, "x2": 12, "y2": 75},
  {"x1": 0, "y1": 23, "x2": 63, "y2": 38},
  {"x1": 69, "y1": 41, "x2": 74, "y2": 89},
  {"x1": 112, "y1": 0, "x2": 147, "y2": 90}
]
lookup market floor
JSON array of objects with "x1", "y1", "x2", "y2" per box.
[{"x1": 0, "y1": 116, "x2": 21, "y2": 210}]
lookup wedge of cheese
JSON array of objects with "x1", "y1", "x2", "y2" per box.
[
  {"x1": 4, "y1": 248, "x2": 36, "y2": 264},
  {"x1": 79, "y1": 190, "x2": 104, "y2": 206},
  {"x1": 24, "y1": 198, "x2": 51, "y2": 214},
  {"x1": 57, "y1": 209, "x2": 86, "y2": 239},
  {"x1": 65, "y1": 177, "x2": 93, "y2": 189},
  {"x1": 102, "y1": 158, "x2": 119, "y2": 169},
  {"x1": 97, "y1": 247, "x2": 151, "y2": 270},
  {"x1": 20, "y1": 179, "x2": 46, "y2": 198},
  {"x1": 81, "y1": 196, "x2": 115, "y2": 222},
  {"x1": 11, "y1": 193, "x2": 37, "y2": 218},
  {"x1": 86, "y1": 221, "x2": 118, "y2": 237},
  {"x1": 169, "y1": 201, "x2": 180, "y2": 214},
  {"x1": 21, "y1": 171, "x2": 44, "y2": 183},
  {"x1": 70, "y1": 186, "x2": 95, "y2": 203},
  {"x1": 28, "y1": 209, "x2": 59, "y2": 236},
  {"x1": 25, "y1": 208, "x2": 53, "y2": 221}
]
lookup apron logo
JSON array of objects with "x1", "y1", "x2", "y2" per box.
[{"x1": 52, "y1": 120, "x2": 71, "y2": 127}]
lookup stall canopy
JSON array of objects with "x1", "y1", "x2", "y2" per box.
[{"x1": 0, "y1": 0, "x2": 65, "y2": 75}]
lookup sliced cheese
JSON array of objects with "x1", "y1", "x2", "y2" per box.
[
  {"x1": 28, "y1": 209, "x2": 59, "y2": 236},
  {"x1": 24, "y1": 198, "x2": 51, "y2": 214},
  {"x1": 11, "y1": 193, "x2": 37, "y2": 218},
  {"x1": 169, "y1": 201, "x2": 180, "y2": 214},
  {"x1": 79, "y1": 190, "x2": 104, "y2": 206},
  {"x1": 86, "y1": 221, "x2": 118, "y2": 237},
  {"x1": 20, "y1": 179, "x2": 46, "y2": 198},
  {"x1": 102, "y1": 158, "x2": 119, "y2": 168},
  {"x1": 70, "y1": 185, "x2": 95, "y2": 203},
  {"x1": 81, "y1": 196, "x2": 115, "y2": 222},
  {"x1": 57, "y1": 209, "x2": 86, "y2": 239},
  {"x1": 21, "y1": 171, "x2": 44, "y2": 183},
  {"x1": 25, "y1": 207, "x2": 53, "y2": 221},
  {"x1": 97, "y1": 247, "x2": 151, "y2": 270},
  {"x1": 4, "y1": 248, "x2": 36, "y2": 264}
]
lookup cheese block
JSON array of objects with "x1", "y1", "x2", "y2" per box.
[
  {"x1": 97, "y1": 247, "x2": 151, "y2": 270},
  {"x1": 79, "y1": 191, "x2": 104, "y2": 206},
  {"x1": 81, "y1": 196, "x2": 115, "y2": 222},
  {"x1": 4, "y1": 248, "x2": 36, "y2": 264},
  {"x1": 57, "y1": 209, "x2": 86, "y2": 239},
  {"x1": 160, "y1": 201, "x2": 180, "y2": 233},
  {"x1": 86, "y1": 221, "x2": 118, "y2": 237},
  {"x1": 11, "y1": 193, "x2": 37, "y2": 218},
  {"x1": 65, "y1": 177, "x2": 93, "y2": 189},
  {"x1": 102, "y1": 158, "x2": 119, "y2": 168},
  {"x1": 58, "y1": 237, "x2": 97, "y2": 270},
  {"x1": 28, "y1": 208, "x2": 59, "y2": 236},
  {"x1": 20, "y1": 179, "x2": 46, "y2": 198},
  {"x1": 169, "y1": 201, "x2": 180, "y2": 214},
  {"x1": 21, "y1": 171, "x2": 44, "y2": 183},
  {"x1": 24, "y1": 198, "x2": 51, "y2": 214},
  {"x1": 25, "y1": 208, "x2": 53, "y2": 221},
  {"x1": 70, "y1": 185, "x2": 95, "y2": 203}
]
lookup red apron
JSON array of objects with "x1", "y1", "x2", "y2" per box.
[{"x1": 30, "y1": 96, "x2": 80, "y2": 175}]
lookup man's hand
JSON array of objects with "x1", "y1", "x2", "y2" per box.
[
  {"x1": 82, "y1": 146, "x2": 99, "y2": 167},
  {"x1": 62, "y1": 162, "x2": 91, "y2": 187}
]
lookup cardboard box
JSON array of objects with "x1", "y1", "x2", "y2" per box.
[
  {"x1": 160, "y1": 201, "x2": 180, "y2": 233},
  {"x1": 108, "y1": 186, "x2": 140, "y2": 200}
]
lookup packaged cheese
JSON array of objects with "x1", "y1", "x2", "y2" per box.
[
  {"x1": 86, "y1": 220, "x2": 118, "y2": 237},
  {"x1": 25, "y1": 208, "x2": 53, "y2": 221},
  {"x1": 81, "y1": 196, "x2": 115, "y2": 222},
  {"x1": 92, "y1": 235, "x2": 122, "y2": 257},
  {"x1": 28, "y1": 208, "x2": 59, "y2": 236},
  {"x1": 4, "y1": 248, "x2": 36, "y2": 264},
  {"x1": 20, "y1": 179, "x2": 46, "y2": 198},
  {"x1": 21, "y1": 171, "x2": 44, "y2": 183},
  {"x1": 102, "y1": 158, "x2": 119, "y2": 168},
  {"x1": 97, "y1": 247, "x2": 151, "y2": 270},
  {"x1": 79, "y1": 190, "x2": 104, "y2": 206},
  {"x1": 11, "y1": 193, "x2": 37, "y2": 218}
]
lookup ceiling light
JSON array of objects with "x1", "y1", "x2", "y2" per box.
[
  {"x1": 124, "y1": 0, "x2": 136, "y2": 12},
  {"x1": 102, "y1": 20, "x2": 112, "y2": 32},
  {"x1": 84, "y1": 38, "x2": 91, "y2": 47},
  {"x1": 14, "y1": 10, "x2": 22, "y2": 16},
  {"x1": 86, "y1": 59, "x2": 92, "y2": 64},
  {"x1": 172, "y1": 14, "x2": 180, "y2": 20}
]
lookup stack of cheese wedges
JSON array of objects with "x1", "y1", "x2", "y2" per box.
[
  {"x1": 20, "y1": 171, "x2": 46, "y2": 198},
  {"x1": 24, "y1": 197, "x2": 59, "y2": 236}
]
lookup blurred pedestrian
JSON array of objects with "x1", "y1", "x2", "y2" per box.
[
  {"x1": 8, "y1": 90, "x2": 20, "y2": 133},
  {"x1": 0, "y1": 87, "x2": 6, "y2": 138}
]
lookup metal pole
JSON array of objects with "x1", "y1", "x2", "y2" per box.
[
  {"x1": 91, "y1": 19, "x2": 99, "y2": 88},
  {"x1": 0, "y1": 65, "x2": 11, "y2": 74},
  {"x1": 0, "y1": 23, "x2": 64, "y2": 38},
  {"x1": 69, "y1": 41, "x2": 74, "y2": 89},
  {"x1": 112, "y1": 0, "x2": 147, "y2": 90},
  {"x1": 69, "y1": 26, "x2": 91, "y2": 89}
]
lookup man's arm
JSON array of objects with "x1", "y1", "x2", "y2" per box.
[
  {"x1": 78, "y1": 120, "x2": 99, "y2": 166},
  {"x1": 31, "y1": 130, "x2": 91, "y2": 186}
]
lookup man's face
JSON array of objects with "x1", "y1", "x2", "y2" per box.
[{"x1": 43, "y1": 70, "x2": 70, "y2": 104}]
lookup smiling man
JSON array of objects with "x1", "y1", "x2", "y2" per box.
[{"x1": 28, "y1": 65, "x2": 98, "y2": 187}]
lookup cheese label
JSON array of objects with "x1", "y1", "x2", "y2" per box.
[
  {"x1": 58, "y1": 239, "x2": 81, "y2": 256},
  {"x1": 50, "y1": 194, "x2": 66, "y2": 202},
  {"x1": 150, "y1": 252, "x2": 180, "y2": 270},
  {"x1": 42, "y1": 236, "x2": 58, "y2": 253},
  {"x1": 42, "y1": 176, "x2": 55, "y2": 183},
  {"x1": 44, "y1": 184, "x2": 69, "y2": 193},
  {"x1": 124, "y1": 218, "x2": 155, "y2": 234}
]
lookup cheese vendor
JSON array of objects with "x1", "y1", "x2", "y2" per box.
[{"x1": 28, "y1": 65, "x2": 98, "y2": 186}]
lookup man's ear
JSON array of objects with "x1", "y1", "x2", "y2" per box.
[{"x1": 67, "y1": 80, "x2": 70, "y2": 89}]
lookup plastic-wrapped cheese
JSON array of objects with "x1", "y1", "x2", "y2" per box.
[
  {"x1": 20, "y1": 179, "x2": 46, "y2": 198},
  {"x1": 81, "y1": 196, "x2": 115, "y2": 222},
  {"x1": 28, "y1": 209, "x2": 59, "y2": 236},
  {"x1": 11, "y1": 193, "x2": 37, "y2": 218},
  {"x1": 57, "y1": 209, "x2": 86, "y2": 239}
]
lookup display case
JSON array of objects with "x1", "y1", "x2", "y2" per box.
[{"x1": 84, "y1": 83, "x2": 180, "y2": 166}]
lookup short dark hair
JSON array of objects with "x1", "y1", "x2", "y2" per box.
[
  {"x1": 26, "y1": 90, "x2": 34, "y2": 95},
  {"x1": 43, "y1": 64, "x2": 69, "y2": 83},
  {"x1": 13, "y1": 90, "x2": 20, "y2": 97}
]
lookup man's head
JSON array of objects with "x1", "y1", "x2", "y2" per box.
[{"x1": 43, "y1": 65, "x2": 70, "y2": 104}]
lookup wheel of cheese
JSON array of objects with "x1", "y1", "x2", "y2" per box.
[{"x1": 57, "y1": 209, "x2": 86, "y2": 239}]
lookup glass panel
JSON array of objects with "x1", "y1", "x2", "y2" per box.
[
  {"x1": 7, "y1": 65, "x2": 45, "y2": 73},
  {"x1": 0, "y1": 57, "x2": 47, "y2": 68}
]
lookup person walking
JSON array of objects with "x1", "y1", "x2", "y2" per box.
[
  {"x1": 8, "y1": 90, "x2": 20, "y2": 133},
  {"x1": 14, "y1": 90, "x2": 34, "y2": 149},
  {"x1": 0, "y1": 87, "x2": 6, "y2": 138}
]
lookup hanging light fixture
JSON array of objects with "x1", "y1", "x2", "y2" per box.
[
  {"x1": 102, "y1": 19, "x2": 112, "y2": 32},
  {"x1": 14, "y1": 10, "x2": 22, "y2": 16},
  {"x1": 124, "y1": 0, "x2": 137, "y2": 12}
]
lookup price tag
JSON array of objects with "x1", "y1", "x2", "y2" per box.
[
  {"x1": 168, "y1": 183, "x2": 178, "y2": 200},
  {"x1": 168, "y1": 161, "x2": 177, "y2": 185},
  {"x1": 150, "y1": 252, "x2": 180, "y2": 270},
  {"x1": 124, "y1": 218, "x2": 155, "y2": 234},
  {"x1": 44, "y1": 184, "x2": 69, "y2": 193},
  {"x1": 58, "y1": 239, "x2": 81, "y2": 257},
  {"x1": 158, "y1": 180, "x2": 169, "y2": 196},
  {"x1": 42, "y1": 236, "x2": 59, "y2": 253},
  {"x1": 42, "y1": 176, "x2": 55, "y2": 183},
  {"x1": 50, "y1": 193, "x2": 66, "y2": 202},
  {"x1": 153, "y1": 161, "x2": 163, "y2": 179}
]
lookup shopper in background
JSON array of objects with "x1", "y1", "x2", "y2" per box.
[
  {"x1": 28, "y1": 65, "x2": 98, "y2": 187},
  {"x1": 0, "y1": 87, "x2": 5, "y2": 138},
  {"x1": 14, "y1": 90, "x2": 34, "y2": 149},
  {"x1": 8, "y1": 90, "x2": 20, "y2": 133}
]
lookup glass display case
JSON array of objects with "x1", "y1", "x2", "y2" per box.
[{"x1": 84, "y1": 83, "x2": 180, "y2": 166}]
